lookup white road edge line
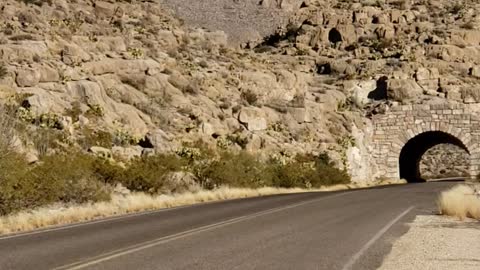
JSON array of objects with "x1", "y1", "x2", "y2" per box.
[
  {"x1": 342, "y1": 206, "x2": 415, "y2": 270},
  {"x1": 54, "y1": 191, "x2": 354, "y2": 270}
]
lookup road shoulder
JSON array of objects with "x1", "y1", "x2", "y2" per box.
[{"x1": 378, "y1": 215, "x2": 480, "y2": 270}]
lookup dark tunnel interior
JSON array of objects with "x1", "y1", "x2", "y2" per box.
[{"x1": 399, "y1": 131, "x2": 470, "y2": 183}]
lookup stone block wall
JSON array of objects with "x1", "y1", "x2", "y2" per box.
[{"x1": 371, "y1": 104, "x2": 480, "y2": 180}]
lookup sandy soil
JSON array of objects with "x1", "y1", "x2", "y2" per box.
[{"x1": 378, "y1": 215, "x2": 480, "y2": 270}]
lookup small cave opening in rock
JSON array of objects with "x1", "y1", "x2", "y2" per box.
[
  {"x1": 399, "y1": 131, "x2": 470, "y2": 183},
  {"x1": 138, "y1": 136, "x2": 154, "y2": 148},
  {"x1": 367, "y1": 76, "x2": 388, "y2": 100},
  {"x1": 328, "y1": 28, "x2": 342, "y2": 44},
  {"x1": 316, "y1": 62, "x2": 332, "y2": 75}
]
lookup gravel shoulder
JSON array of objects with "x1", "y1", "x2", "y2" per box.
[{"x1": 378, "y1": 215, "x2": 480, "y2": 270}]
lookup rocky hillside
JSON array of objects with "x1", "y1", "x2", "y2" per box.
[
  {"x1": 1, "y1": 0, "x2": 478, "y2": 181},
  {"x1": 420, "y1": 144, "x2": 469, "y2": 179}
]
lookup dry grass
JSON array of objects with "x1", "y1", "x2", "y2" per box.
[
  {"x1": 438, "y1": 184, "x2": 480, "y2": 220},
  {"x1": 0, "y1": 180, "x2": 407, "y2": 235},
  {"x1": 0, "y1": 187, "x2": 311, "y2": 234}
]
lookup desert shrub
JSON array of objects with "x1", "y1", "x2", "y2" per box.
[
  {"x1": 194, "y1": 150, "x2": 349, "y2": 190},
  {"x1": 438, "y1": 184, "x2": 480, "y2": 220},
  {"x1": 310, "y1": 162, "x2": 351, "y2": 186},
  {"x1": 0, "y1": 154, "x2": 31, "y2": 215},
  {"x1": 195, "y1": 151, "x2": 270, "y2": 189},
  {"x1": 27, "y1": 153, "x2": 110, "y2": 203},
  {"x1": 0, "y1": 106, "x2": 18, "y2": 158},
  {"x1": 115, "y1": 154, "x2": 187, "y2": 193},
  {"x1": 270, "y1": 152, "x2": 350, "y2": 188},
  {"x1": 30, "y1": 128, "x2": 67, "y2": 157},
  {"x1": 0, "y1": 152, "x2": 110, "y2": 215},
  {"x1": 65, "y1": 101, "x2": 82, "y2": 122},
  {"x1": 270, "y1": 161, "x2": 315, "y2": 188},
  {"x1": 0, "y1": 135, "x2": 350, "y2": 215}
]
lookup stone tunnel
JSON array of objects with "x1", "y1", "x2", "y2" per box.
[{"x1": 371, "y1": 104, "x2": 480, "y2": 182}]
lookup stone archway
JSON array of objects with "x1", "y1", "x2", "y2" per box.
[
  {"x1": 399, "y1": 131, "x2": 470, "y2": 182},
  {"x1": 371, "y1": 104, "x2": 480, "y2": 182}
]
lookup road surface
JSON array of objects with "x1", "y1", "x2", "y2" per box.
[{"x1": 0, "y1": 182, "x2": 455, "y2": 270}]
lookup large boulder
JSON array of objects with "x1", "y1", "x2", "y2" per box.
[
  {"x1": 145, "y1": 129, "x2": 174, "y2": 152},
  {"x1": 161, "y1": 171, "x2": 200, "y2": 194},
  {"x1": 387, "y1": 79, "x2": 423, "y2": 102},
  {"x1": 38, "y1": 65, "x2": 60, "y2": 83},
  {"x1": 16, "y1": 68, "x2": 40, "y2": 87},
  {"x1": 287, "y1": 107, "x2": 312, "y2": 123},
  {"x1": 238, "y1": 107, "x2": 268, "y2": 131}
]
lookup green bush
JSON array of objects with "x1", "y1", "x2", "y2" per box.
[
  {"x1": 0, "y1": 152, "x2": 110, "y2": 215},
  {"x1": 29, "y1": 154, "x2": 111, "y2": 203},
  {"x1": 289, "y1": 152, "x2": 351, "y2": 187},
  {"x1": 0, "y1": 141, "x2": 350, "y2": 215},
  {"x1": 195, "y1": 151, "x2": 270, "y2": 189},
  {"x1": 114, "y1": 154, "x2": 187, "y2": 193},
  {"x1": 270, "y1": 161, "x2": 316, "y2": 188},
  {"x1": 193, "y1": 150, "x2": 350, "y2": 190}
]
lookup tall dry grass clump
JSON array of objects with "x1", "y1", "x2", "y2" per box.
[{"x1": 438, "y1": 184, "x2": 480, "y2": 220}]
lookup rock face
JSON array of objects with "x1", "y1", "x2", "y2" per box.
[
  {"x1": 420, "y1": 144, "x2": 470, "y2": 180},
  {"x1": 158, "y1": 0, "x2": 300, "y2": 47},
  {"x1": 2, "y1": 0, "x2": 480, "y2": 183},
  {"x1": 238, "y1": 107, "x2": 268, "y2": 131}
]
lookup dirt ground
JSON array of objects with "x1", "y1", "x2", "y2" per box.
[{"x1": 378, "y1": 215, "x2": 480, "y2": 270}]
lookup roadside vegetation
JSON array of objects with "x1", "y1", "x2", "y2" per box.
[
  {"x1": 0, "y1": 138, "x2": 350, "y2": 216},
  {"x1": 438, "y1": 184, "x2": 480, "y2": 220}
]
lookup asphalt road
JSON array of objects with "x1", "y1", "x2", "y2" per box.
[{"x1": 0, "y1": 182, "x2": 456, "y2": 270}]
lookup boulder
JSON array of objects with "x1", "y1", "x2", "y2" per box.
[
  {"x1": 415, "y1": 68, "x2": 430, "y2": 81},
  {"x1": 161, "y1": 171, "x2": 200, "y2": 194},
  {"x1": 16, "y1": 68, "x2": 40, "y2": 87},
  {"x1": 471, "y1": 66, "x2": 480, "y2": 78},
  {"x1": 461, "y1": 87, "x2": 480, "y2": 103},
  {"x1": 238, "y1": 107, "x2": 268, "y2": 131},
  {"x1": 387, "y1": 79, "x2": 423, "y2": 102},
  {"x1": 415, "y1": 67, "x2": 440, "y2": 81},
  {"x1": 145, "y1": 129, "x2": 174, "y2": 152},
  {"x1": 61, "y1": 44, "x2": 91, "y2": 65},
  {"x1": 22, "y1": 88, "x2": 70, "y2": 114},
  {"x1": 83, "y1": 59, "x2": 163, "y2": 76},
  {"x1": 200, "y1": 122, "x2": 215, "y2": 136},
  {"x1": 94, "y1": 1, "x2": 117, "y2": 18},
  {"x1": 287, "y1": 107, "x2": 312, "y2": 123},
  {"x1": 245, "y1": 134, "x2": 264, "y2": 152},
  {"x1": 38, "y1": 65, "x2": 60, "y2": 83},
  {"x1": 344, "y1": 80, "x2": 377, "y2": 106}
]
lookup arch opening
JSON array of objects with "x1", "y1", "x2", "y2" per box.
[{"x1": 399, "y1": 131, "x2": 470, "y2": 183}]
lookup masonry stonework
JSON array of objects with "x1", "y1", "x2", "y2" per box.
[{"x1": 371, "y1": 104, "x2": 480, "y2": 181}]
